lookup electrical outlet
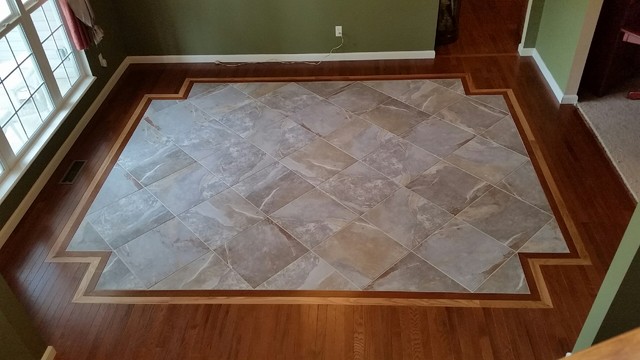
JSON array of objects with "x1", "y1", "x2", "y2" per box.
[
  {"x1": 335, "y1": 26, "x2": 342, "y2": 37},
  {"x1": 98, "y1": 53, "x2": 107, "y2": 68}
]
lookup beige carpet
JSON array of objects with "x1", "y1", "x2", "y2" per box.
[{"x1": 578, "y1": 76, "x2": 640, "y2": 202}]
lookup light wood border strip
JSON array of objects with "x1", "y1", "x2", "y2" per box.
[{"x1": 46, "y1": 73, "x2": 591, "y2": 307}]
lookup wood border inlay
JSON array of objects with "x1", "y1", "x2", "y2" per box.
[{"x1": 46, "y1": 74, "x2": 591, "y2": 307}]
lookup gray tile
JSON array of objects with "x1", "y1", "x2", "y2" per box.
[
  {"x1": 146, "y1": 99, "x2": 180, "y2": 114},
  {"x1": 178, "y1": 188, "x2": 265, "y2": 250},
  {"x1": 271, "y1": 189, "x2": 358, "y2": 248},
  {"x1": 188, "y1": 83, "x2": 227, "y2": 99},
  {"x1": 144, "y1": 101, "x2": 213, "y2": 140},
  {"x1": 470, "y1": 94, "x2": 510, "y2": 113},
  {"x1": 87, "y1": 189, "x2": 173, "y2": 249},
  {"x1": 199, "y1": 140, "x2": 276, "y2": 186},
  {"x1": 281, "y1": 139, "x2": 356, "y2": 186},
  {"x1": 88, "y1": 164, "x2": 142, "y2": 214},
  {"x1": 429, "y1": 79, "x2": 465, "y2": 93},
  {"x1": 499, "y1": 161, "x2": 551, "y2": 213},
  {"x1": 233, "y1": 82, "x2": 287, "y2": 98},
  {"x1": 457, "y1": 188, "x2": 551, "y2": 250},
  {"x1": 327, "y1": 83, "x2": 391, "y2": 114},
  {"x1": 360, "y1": 98, "x2": 430, "y2": 136},
  {"x1": 403, "y1": 116, "x2": 475, "y2": 158},
  {"x1": 519, "y1": 220, "x2": 569, "y2": 253},
  {"x1": 446, "y1": 136, "x2": 528, "y2": 185},
  {"x1": 215, "y1": 219, "x2": 308, "y2": 288},
  {"x1": 117, "y1": 122, "x2": 195, "y2": 186},
  {"x1": 146, "y1": 163, "x2": 227, "y2": 215},
  {"x1": 399, "y1": 81, "x2": 465, "y2": 114},
  {"x1": 406, "y1": 161, "x2": 492, "y2": 215},
  {"x1": 324, "y1": 117, "x2": 395, "y2": 159},
  {"x1": 318, "y1": 162, "x2": 399, "y2": 215},
  {"x1": 288, "y1": 99, "x2": 357, "y2": 137},
  {"x1": 258, "y1": 83, "x2": 323, "y2": 115},
  {"x1": 218, "y1": 100, "x2": 287, "y2": 137},
  {"x1": 415, "y1": 219, "x2": 513, "y2": 291},
  {"x1": 259, "y1": 252, "x2": 356, "y2": 290},
  {"x1": 362, "y1": 137, "x2": 439, "y2": 186},
  {"x1": 116, "y1": 218, "x2": 210, "y2": 288},
  {"x1": 365, "y1": 252, "x2": 468, "y2": 292},
  {"x1": 435, "y1": 98, "x2": 507, "y2": 134},
  {"x1": 363, "y1": 188, "x2": 453, "y2": 249},
  {"x1": 95, "y1": 253, "x2": 146, "y2": 290},
  {"x1": 233, "y1": 163, "x2": 314, "y2": 214},
  {"x1": 482, "y1": 115, "x2": 528, "y2": 156},
  {"x1": 189, "y1": 86, "x2": 253, "y2": 118},
  {"x1": 67, "y1": 220, "x2": 110, "y2": 251},
  {"x1": 363, "y1": 80, "x2": 425, "y2": 99},
  {"x1": 314, "y1": 219, "x2": 409, "y2": 288},
  {"x1": 297, "y1": 81, "x2": 353, "y2": 98},
  {"x1": 151, "y1": 252, "x2": 251, "y2": 290},
  {"x1": 475, "y1": 256, "x2": 530, "y2": 294}
]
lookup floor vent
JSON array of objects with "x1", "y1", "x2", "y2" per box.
[{"x1": 60, "y1": 160, "x2": 86, "y2": 185}]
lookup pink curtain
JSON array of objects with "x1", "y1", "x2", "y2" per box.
[{"x1": 58, "y1": 0, "x2": 92, "y2": 50}]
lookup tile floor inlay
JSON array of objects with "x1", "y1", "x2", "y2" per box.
[{"x1": 65, "y1": 79, "x2": 572, "y2": 295}]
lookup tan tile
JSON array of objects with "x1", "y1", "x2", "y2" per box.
[
  {"x1": 399, "y1": 81, "x2": 465, "y2": 114},
  {"x1": 499, "y1": 160, "x2": 551, "y2": 213},
  {"x1": 435, "y1": 98, "x2": 507, "y2": 134},
  {"x1": 325, "y1": 117, "x2": 395, "y2": 159},
  {"x1": 362, "y1": 138, "x2": 439, "y2": 186},
  {"x1": 258, "y1": 83, "x2": 323, "y2": 115},
  {"x1": 297, "y1": 81, "x2": 353, "y2": 98},
  {"x1": 328, "y1": 83, "x2": 392, "y2": 114},
  {"x1": 403, "y1": 116, "x2": 475, "y2": 158},
  {"x1": 519, "y1": 220, "x2": 569, "y2": 253},
  {"x1": 280, "y1": 139, "x2": 356, "y2": 186},
  {"x1": 288, "y1": 100, "x2": 357, "y2": 136},
  {"x1": 475, "y1": 256, "x2": 530, "y2": 294},
  {"x1": 482, "y1": 115, "x2": 528, "y2": 156},
  {"x1": 259, "y1": 252, "x2": 356, "y2": 290},
  {"x1": 360, "y1": 98, "x2": 430, "y2": 135}
]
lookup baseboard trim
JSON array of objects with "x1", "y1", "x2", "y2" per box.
[
  {"x1": 41, "y1": 346, "x2": 56, "y2": 360},
  {"x1": 126, "y1": 51, "x2": 436, "y2": 64},
  {"x1": 0, "y1": 59, "x2": 129, "y2": 249},
  {"x1": 531, "y1": 49, "x2": 578, "y2": 105},
  {"x1": 518, "y1": 44, "x2": 534, "y2": 57}
]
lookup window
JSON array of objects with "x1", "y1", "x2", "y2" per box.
[{"x1": 0, "y1": 0, "x2": 88, "y2": 180}]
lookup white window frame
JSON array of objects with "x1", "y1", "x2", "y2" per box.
[{"x1": 0, "y1": 0, "x2": 95, "y2": 203}]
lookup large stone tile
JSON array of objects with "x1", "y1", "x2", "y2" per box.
[
  {"x1": 199, "y1": 140, "x2": 276, "y2": 186},
  {"x1": 146, "y1": 163, "x2": 227, "y2": 215},
  {"x1": 151, "y1": 252, "x2": 251, "y2": 290},
  {"x1": 271, "y1": 189, "x2": 358, "y2": 248},
  {"x1": 399, "y1": 81, "x2": 465, "y2": 114},
  {"x1": 324, "y1": 117, "x2": 395, "y2": 159},
  {"x1": 87, "y1": 189, "x2": 173, "y2": 249},
  {"x1": 403, "y1": 116, "x2": 475, "y2": 157},
  {"x1": 415, "y1": 219, "x2": 513, "y2": 291},
  {"x1": 233, "y1": 82, "x2": 287, "y2": 98},
  {"x1": 297, "y1": 81, "x2": 353, "y2": 98},
  {"x1": 318, "y1": 162, "x2": 399, "y2": 215},
  {"x1": 519, "y1": 220, "x2": 569, "y2": 253},
  {"x1": 144, "y1": 101, "x2": 212, "y2": 140},
  {"x1": 280, "y1": 139, "x2": 356, "y2": 186},
  {"x1": 146, "y1": 99, "x2": 181, "y2": 114},
  {"x1": 187, "y1": 83, "x2": 227, "y2": 99},
  {"x1": 406, "y1": 161, "x2": 492, "y2": 215},
  {"x1": 498, "y1": 160, "x2": 551, "y2": 213},
  {"x1": 475, "y1": 255, "x2": 530, "y2": 294},
  {"x1": 178, "y1": 188, "x2": 265, "y2": 250},
  {"x1": 457, "y1": 188, "x2": 551, "y2": 250},
  {"x1": 67, "y1": 220, "x2": 110, "y2": 251},
  {"x1": 363, "y1": 80, "x2": 425, "y2": 99},
  {"x1": 259, "y1": 252, "x2": 356, "y2": 290},
  {"x1": 360, "y1": 98, "x2": 431, "y2": 136},
  {"x1": 218, "y1": 100, "x2": 287, "y2": 137},
  {"x1": 429, "y1": 79, "x2": 465, "y2": 94},
  {"x1": 95, "y1": 253, "x2": 146, "y2": 290},
  {"x1": 115, "y1": 218, "x2": 210, "y2": 288},
  {"x1": 258, "y1": 82, "x2": 323, "y2": 115},
  {"x1": 470, "y1": 94, "x2": 510, "y2": 113},
  {"x1": 189, "y1": 86, "x2": 253, "y2": 118},
  {"x1": 88, "y1": 164, "x2": 142, "y2": 214},
  {"x1": 314, "y1": 219, "x2": 409, "y2": 288},
  {"x1": 288, "y1": 100, "x2": 357, "y2": 136},
  {"x1": 435, "y1": 98, "x2": 507, "y2": 134},
  {"x1": 363, "y1": 188, "x2": 453, "y2": 249},
  {"x1": 215, "y1": 220, "x2": 308, "y2": 288},
  {"x1": 362, "y1": 137, "x2": 439, "y2": 186},
  {"x1": 482, "y1": 115, "x2": 528, "y2": 156},
  {"x1": 446, "y1": 136, "x2": 528, "y2": 185},
  {"x1": 233, "y1": 163, "x2": 314, "y2": 214},
  {"x1": 117, "y1": 122, "x2": 194, "y2": 186},
  {"x1": 327, "y1": 83, "x2": 391, "y2": 115},
  {"x1": 365, "y1": 252, "x2": 468, "y2": 292}
]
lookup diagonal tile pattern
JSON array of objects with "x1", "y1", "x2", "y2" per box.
[{"x1": 67, "y1": 79, "x2": 571, "y2": 294}]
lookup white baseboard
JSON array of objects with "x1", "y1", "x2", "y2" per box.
[
  {"x1": 41, "y1": 346, "x2": 56, "y2": 360},
  {"x1": 0, "y1": 59, "x2": 129, "y2": 249},
  {"x1": 531, "y1": 49, "x2": 579, "y2": 105},
  {"x1": 126, "y1": 50, "x2": 436, "y2": 64},
  {"x1": 518, "y1": 44, "x2": 534, "y2": 57}
]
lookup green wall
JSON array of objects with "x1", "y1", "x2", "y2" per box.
[
  {"x1": 523, "y1": 0, "x2": 545, "y2": 48},
  {"x1": 534, "y1": 0, "x2": 590, "y2": 91},
  {"x1": 113, "y1": 0, "x2": 438, "y2": 55},
  {"x1": 0, "y1": 0, "x2": 127, "y2": 228}
]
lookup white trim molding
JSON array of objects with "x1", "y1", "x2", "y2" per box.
[
  {"x1": 531, "y1": 49, "x2": 578, "y2": 105},
  {"x1": 518, "y1": 44, "x2": 534, "y2": 57},
  {"x1": 126, "y1": 51, "x2": 436, "y2": 64},
  {"x1": 41, "y1": 346, "x2": 56, "y2": 360}
]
